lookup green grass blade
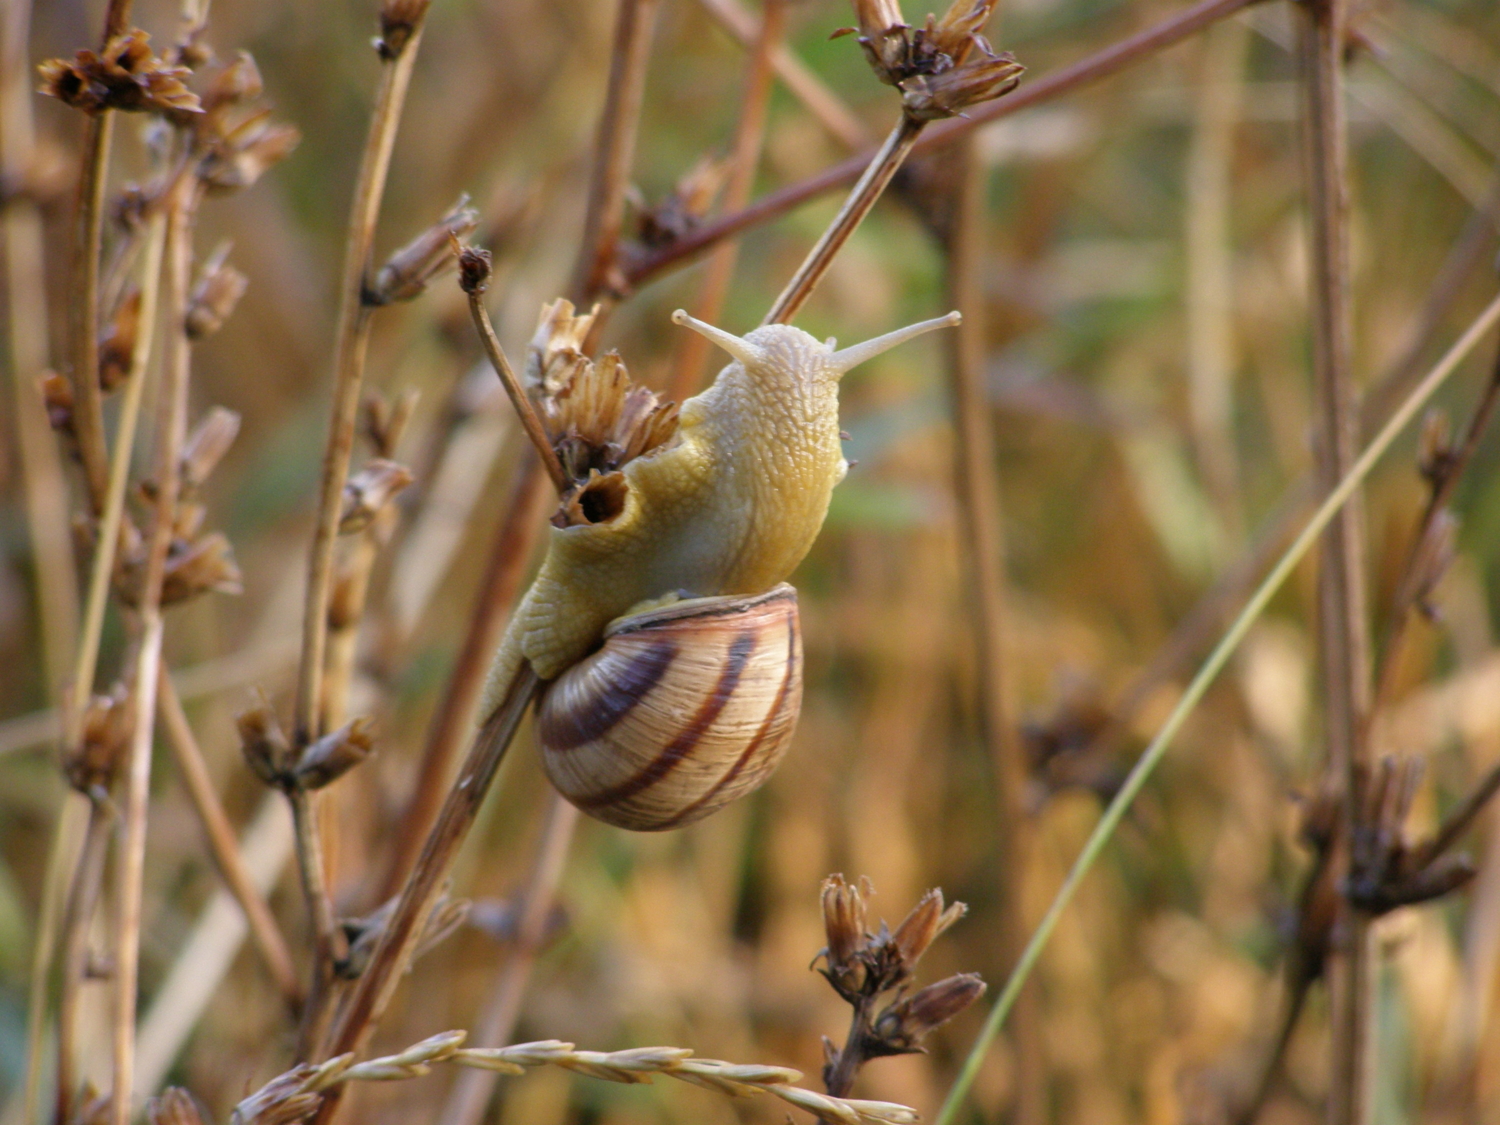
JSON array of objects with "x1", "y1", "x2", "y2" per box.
[{"x1": 934, "y1": 290, "x2": 1500, "y2": 1125}]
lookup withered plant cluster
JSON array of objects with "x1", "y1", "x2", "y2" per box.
[{"x1": 6, "y1": 0, "x2": 1500, "y2": 1123}]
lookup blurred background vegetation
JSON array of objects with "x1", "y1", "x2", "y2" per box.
[{"x1": 5, "y1": 0, "x2": 1500, "y2": 1122}]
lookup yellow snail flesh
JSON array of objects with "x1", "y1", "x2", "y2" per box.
[
  {"x1": 537, "y1": 584, "x2": 801, "y2": 831},
  {"x1": 481, "y1": 308, "x2": 960, "y2": 829}
]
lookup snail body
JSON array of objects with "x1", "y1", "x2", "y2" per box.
[{"x1": 482, "y1": 308, "x2": 960, "y2": 828}]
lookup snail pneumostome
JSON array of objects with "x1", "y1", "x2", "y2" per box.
[{"x1": 482, "y1": 301, "x2": 960, "y2": 830}]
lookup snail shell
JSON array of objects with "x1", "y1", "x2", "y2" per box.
[{"x1": 537, "y1": 584, "x2": 802, "y2": 831}]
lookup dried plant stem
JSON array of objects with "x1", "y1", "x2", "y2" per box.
[
  {"x1": 54, "y1": 797, "x2": 111, "y2": 1125},
  {"x1": 1375, "y1": 342, "x2": 1500, "y2": 710},
  {"x1": 762, "y1": 115, "x2": 922, "y2": 327},
  {"x1": 439, "y1": 794, "x2": 580, "y2": 1125},
  {"x1": 295, "y1": 16, "x2": 427, "y2": 747},
  {"x1": 157, "y1": 676, "x2": 301, "y2": 1006},
  {"x1": 1299, "y1": 0, "x2": 1374, "y2": 1117},
  {"x1": 465, "y1": 293, "x2": 570, "y2": 492},
  {"x1": 322, "y1": 533, "x2": 380, "y2": 732},
  {"x1": 67, "y1": 211, "x2": 167, "y2": 745},
  {"x1": 943, "y1": 140, "x2": 1044, "y2": 1125},
  {"x1": 2, "y1": 0, "x2": 77, "y2": 693},
  {"x1": 668, "y1": 0, "x2": 784, "y2": 401},
  {"x1": 627, "y1": 0, "x2": 1265, "y2": 293},
  {"x1": 111, "y1": 173, "x2": 197, "y2": 1125},
  {"x1": 292, "y1": 13, "x2": 429, "y2": 1051},
  {"x1": 49, "y1": 205, "x2": 167, "y2": 1125},
  {"x1": 696, "y1": 0, "x2": 870, "y2": 152},
  {"x1": 314, "y1": 666, "x2": 542, "y2": 1122},
  {"x1": 935, "y1": 290, "x2": 1500, "y2": 1125},
  {"x1": 379, "y1": 457, "x2": 552, "y2": 896},
  {"x1": 67, "y1": 112, "x2": 115, "y2": 511},
  {"x1": 570, "y1": 0, "x2": 662, "y2": 307}
]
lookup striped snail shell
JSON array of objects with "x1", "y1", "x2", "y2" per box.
[{"x1": 536, "y1": 584, "x2": 802, "y2": 831}]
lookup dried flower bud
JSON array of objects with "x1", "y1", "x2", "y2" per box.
[
  {"x1": 238, "y1": 695, "x2": 293, "y2": 787},
  {"x1": 891, "y1": 888, "x2": 965, "y2": 971},
  {"x1": 161, "y1": 531, "x2": 244, "y2": 604},
  {"x1": 66, "y1": 684, "x2": 132, "y2": 795},
  {"x1": 821, "y1": 874, "x2": 870, "y2": 974},
  {"x1": 1412, "y1": 509, "x2": 1459, "y2": 621},
  {"x1": 295, "y1": 717, "x2": 375, "y2": 790},
  {"x1": 146, "y1": 1089, "x2": 208, "y2": 1125},
  {"x1": 38, "y1": 30, "x2": 202, "y2": 116},
  {"x1": 872, "y1": 973, "x2": 986, "y2": 1050},
  {"x1": 636, "y1": 156, "x2": 731, "y2": 248},
  {"x1": 839, "y1": 0, "x2": 911, "y2": 87},
  {"x1": 40, "y1": 370, "x2": 75, "y2": 433},
  {"x1": 201, "y1": 51, "x2": 263, "y2": 114},
  {"x1": 900, "y1": 51, "x2": 1023, "y2": 120},
  {"x1": 370, "y1": 197, "x2": 480, "y2": 305},
  {"x1": 456, "y1": 244, "x2": 492, "y2": 295},
  {"x1": 199, "y1": 111, "x2": 300, "y2": 193},
  {"x1": 340, "y1": 459, "x2": 414, "y2": 533},
  {"x1": 180, "y1": 407, "x2": 242, "y2": 489},
  {"x1": 377, "y1": 0, "x2": 432, "y2": 59},
  {"x1": 526, "y1": 298, "x2": 598, "y2": 397},
  {"x1": 1418, "y1": 409, "x2": 1454, "y2": 486},
  {"x1": 186, "y1": 246, "x2": 249, "y2": 339},
  {"x1": 837, "y1": 0, "x2": 1022, "y2": 120},
  {"x1": 98, "y1": 288, "x2": 141, "y2": 391},
  {"x1": 363, "y1": 389, "x2": 419, "y2": 458}
]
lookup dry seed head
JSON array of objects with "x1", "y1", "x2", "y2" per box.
[
  {"x1": 98, "y1": 288, "x2": 142, "y2": 391},
  {"x1": 821, "y1": 874, "x2": 870, "y2": 973},
  {"x1": 455, "y1": 243, "x2": 492, "y2": 295},
  {"x1": 371, "y1": 196, "x2": 480, "y2": 304},
  {"x1": 891, "y1": 887, "x2": 966, "y2": 969},
  {"x1": 377, "y1": 0, "x2": 432, "y2": 59},
  {"x1": 238, "y1": 694, "x2": 294, "y2": 787},
  {"x1": 872, "y1": 972, "x2": 986, "y2": 1050},
  {"x1": 339, "y1": 459, "x2": 414, "y2": 533},
  {"x1": 295, "y1": 717, "x2": 375, "y2": 789},
  {"x1": 68, "y1": 683, "x2": 133, "y2": 794},
  {"x1": 180, "y1": 407, "x2": 242, "y2": 490},
  {"x1": 186, "y1": 246, "x2": 249, "y2": 339},
  {"x1": 146, "y1": 1088, "x2": 208, "y2": 1125},
  {"x1": 526, "y1": 298, "x2": 599, "y2": 396},
  {"x1": 199, "y1": 111, "x2": 300, "y2": 193},
  {"x1": 38, "y1": 30, "x2": 202, "y2": 116},
  {"x1": 200, "y1": 51, "x2": 264, "y2": 114},
  {"x1": 636, "y1": 155, "x2": 731, "y2": 247},
  {"x1": 362, "y1": 389, "x2": 419, "y2": 458}
]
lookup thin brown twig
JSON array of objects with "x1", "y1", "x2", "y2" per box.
[
  {"x1": 294, "y1": 5, "x2": 430, "y2": 747},
  {"x1": 669, "y1": 0, "x2": 785, "y2": 400},
  {"x1": 292, "y1": 2, "x2": 431, "y2": 1053},
  {"x1": 942, "y1": 138, "x2": 1044, "y2": 1125},
  {"x1": 111, "y1": 170, "x2": 198, "y2": 1125},
  {"x1": 463, "y1": 283, "x2": 570, "y2": 493},
  {"x1": 377, "y1": 460, "x2": 553, "y2": 897},
  {"x1": 312, "y1": 666, "x2": 542, "y2": 1121},
  {"x1": 696, "y1": 0, "x2": 871, "y2": 152},
  {"x1": 763, "y1": 115, "x2": 922, "y2": 326},
  {"x1": 54, "y1": 797, "x2": 111, "y2": 1125},
  {"x1": 570, "y1": 0, "x2": 662, "y2": 309},
  {"x1": 157, "y1": 676, "x2": 302, "y2": 1007},
  {"x1": 1374, "y1": 342, "x2": 1500, "y2": 711},
  {"x1": 626, "y1": 0, "x2": 1267, "y2": 294},
  {"x1": 439, "y1": 794, "x2": 580, "y2": 1125},
  {"x1": 1299, "y1": 0, "x2": 1374, "y2": 1116}
]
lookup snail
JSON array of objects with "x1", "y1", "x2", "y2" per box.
[{"x1": 482, "y1": 307, "x2": 961, "y2": 830}]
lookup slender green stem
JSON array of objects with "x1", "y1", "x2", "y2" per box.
[{"x1": 934, "y1": 289, "x2": 1500, "y2": 1125}]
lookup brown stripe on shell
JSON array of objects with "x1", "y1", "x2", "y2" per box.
[
  {"x1": 537, "y1": 639, "x2": 677, "y2": 751},
  {"x1": 575, "y1": 628, "x2": 757, "y2": 811},
  {"x1": 653, "y1": 616, "x2": 800, "y2": 829}
]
